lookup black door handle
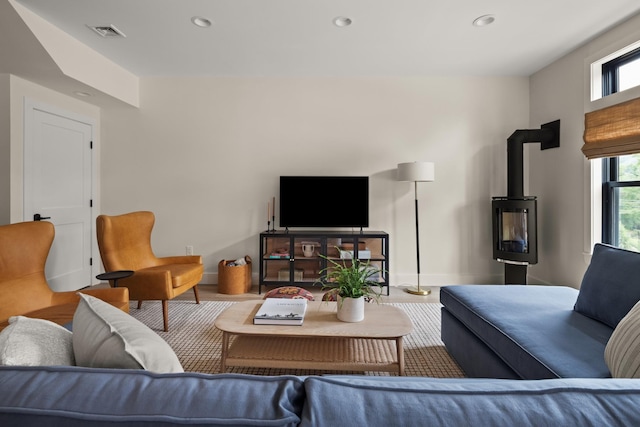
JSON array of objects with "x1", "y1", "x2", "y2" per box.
[{"x1": 33, "y1": 213, "x2": 51, "y2": 221}]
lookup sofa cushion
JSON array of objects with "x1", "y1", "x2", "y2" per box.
[
  {"x1": 301, "y1": 376, "x2": 640, "y2": 427},
  {"x1": 440, "y1": 285, "x2": 613, "y2": 378},
  {"x1": 0, "y1": 316, "x2": 74, "y2": 366},
  {"x1": 72, "y1": 294, "x2": 183, "y2": 373},
  {"x1": 0, "y1": 366, "x2": 304, "y2": 426},
  {"x1": 574, "y1": 243, "x2": 640, "y2": 328},
  {"x1": 606, "y1": 300, "x2": 640, "y2": 377}
]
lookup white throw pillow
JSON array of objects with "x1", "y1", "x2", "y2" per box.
[
  {"x1": 0, "y1": 316, "x2": 75, "y2": 366},
  {"x1": 72, "y1": 293, "x2": 183, "y2": 373},
  {"x1": 605, "y1": 299, "x2": 640, "y2": 377}
]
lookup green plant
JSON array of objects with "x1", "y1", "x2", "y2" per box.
[{"x1": 316, "y1": 250, "x2": 384, "y2": 302}]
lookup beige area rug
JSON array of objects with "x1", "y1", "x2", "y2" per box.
[{"x1": 128, "y1": 300, "x2": 465, "y2": 378}]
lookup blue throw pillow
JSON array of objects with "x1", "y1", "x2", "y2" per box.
[{"x1": 574, "y1": 243, "x2": 640, "y2": 328}]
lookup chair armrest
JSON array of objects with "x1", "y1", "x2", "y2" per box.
[
  {"x1": 118, "y1": 269, "x2": 174, "y2": 300},
  {"x1": 80, "y1": 288, "x2": 130, "y2": 313},
  {"x1": 49, "y1": 290, "x2": 82, "y2": 306},
  {"x1": 80, "y1": 287, "x2": 129, "y2": 303},
  {"x1": 156, "y1": 255, "x2": 202, "y2": 266},
  {"x1": 49, "y1": 287, "x2": 130, "y2": 313}
]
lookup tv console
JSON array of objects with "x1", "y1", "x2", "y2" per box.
[{"x1": 259, "y1": 230, "x2": 389, "y2": 295}]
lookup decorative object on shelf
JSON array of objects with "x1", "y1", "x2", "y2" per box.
[
  {"x1": 339, "y1": 241, "x2": 370, "y2": 259},
  {"x1": 339, "y1": 249, "x2": 371, "y2": 260},
  {"x1": 269, "y1": 247, "x2": 290, "y2": 259},
  {"x1": 397, "y1": 161, "x2": 435, "y2": 296},
  {"x1": 301, "y1": 241, "x2": 317, "y2": 257},
  {"x1": 266, "y1": 196, "x2": 277, "y2": 232},
  {"x1": 271, "y1": 196, "x2": 275, "y2": 231},
  {"x1": 317, "y1": 251, "x2": 384, "y2": 322}
]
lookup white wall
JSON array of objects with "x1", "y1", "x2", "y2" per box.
[
  {"x1": 529, "y1": 13, "x2": 640, "y2": 288},
  {"x1": 101, "y1": 76, "x2": 529, "y2": 285}
]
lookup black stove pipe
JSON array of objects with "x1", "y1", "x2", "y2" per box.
[{"x1": 507, "y1": 124, "x2": 559, "y2": 198}]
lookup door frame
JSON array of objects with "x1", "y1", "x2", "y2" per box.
[{"x1": 23, "y1": 97, "x2": 101, "y2": 287}]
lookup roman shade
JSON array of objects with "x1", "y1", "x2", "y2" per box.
[{"x1": 582, "y1": 96, "x2": 640, "y2": 159}]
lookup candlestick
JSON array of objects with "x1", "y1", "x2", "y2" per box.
[
  {"x1": 272, "y1": 197, "x2": 275, "y2": 219},
  {"x1": 271, "y1": 196, "x2": 276, "y2": 231}
]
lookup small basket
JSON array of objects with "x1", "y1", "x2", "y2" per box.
[{"x1": 218, "y1": 256, "x2": 252, "y2": 294}]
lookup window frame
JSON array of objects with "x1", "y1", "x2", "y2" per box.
[{"x1": 601, "y1": 46, "x2": 640, "y2": 247}]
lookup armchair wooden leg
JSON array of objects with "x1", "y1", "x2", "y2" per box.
[
  {"x1": 193, "y1": 285, "x2": 200, "y2": 304},
  {"x1": 137, "y1": 301, "x2": 143, "y2": 309},
  {"x1": 162, "y1": 300, "x2": 169, "y2": 332}
]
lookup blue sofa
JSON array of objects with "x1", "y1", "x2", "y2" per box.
[
  {"x1": 2, "y1": 366, "x2": 640, "y2": 426},
  {"x1": 5, "y1": 243, "x2": 640, "y2": 426},
  {"x1": 441, "y1": 243, "x2": 640, "y2": 379}
]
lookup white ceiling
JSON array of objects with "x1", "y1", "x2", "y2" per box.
[{"x1": 12, "y1": 0, "x2": 640, "y2": 77}]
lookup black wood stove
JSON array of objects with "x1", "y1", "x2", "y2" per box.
[{"x1": 492, "y1": 120, "x2": 560, "y2": 284}]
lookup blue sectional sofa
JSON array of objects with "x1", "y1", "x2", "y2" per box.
[
  {"x1": 4, "y1": 243, "x2": 640, "y2": 425},
  {"x1": 3, "y1": 366, "x2": 640, "y2": 426},
  {"x1": 441, "y1": 243, "x2": 640, "y2": 379}
]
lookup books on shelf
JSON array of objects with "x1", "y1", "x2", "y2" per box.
[
  {"x1": 268, "y1": 252, "x2": 290, "y2": 259},
  {"x1": 253, "y1": 298, "x2": 308, "y2": 325}
]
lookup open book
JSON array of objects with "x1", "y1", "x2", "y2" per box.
[{"x1": 253, "y1": 298, "x2": 308, "y2": 325}]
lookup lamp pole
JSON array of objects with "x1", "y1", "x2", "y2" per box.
[{"x1": 406, "y1": 180, "x2": 429, "y2": 295}]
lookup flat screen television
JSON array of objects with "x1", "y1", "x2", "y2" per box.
[{"x1": 279, "y1": 176, "x2": 369, "y2": 228}]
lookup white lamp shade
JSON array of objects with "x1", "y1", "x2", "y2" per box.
[{"x1": 397, "y1": 162, "x2": 435, "y2": 182}]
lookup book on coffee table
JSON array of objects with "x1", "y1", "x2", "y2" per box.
[{"x1": 253, "y1": 298, "x2": 308, "y2": 325}]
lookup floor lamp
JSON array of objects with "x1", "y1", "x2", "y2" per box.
[{"x1": 397, "y1": 162, "x2": 435, "y2": 296}]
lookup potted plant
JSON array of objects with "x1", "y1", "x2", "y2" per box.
[{"x1": 316, "y1": 251, "x2": 384, "y2": 322}]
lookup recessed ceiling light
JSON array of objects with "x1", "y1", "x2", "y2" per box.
[
  {"x1": 333, "y1": 16, "x2": 352, "y2": 27},
  {"x1": 473, "y1": 14, "x2": 496, "y2": 27},
  {"x1": 73, "y1": 91, "x2": 92, "y2": 97},
  {"x1": 191, "y1": 16, "x2": 212, "y2": 28}
]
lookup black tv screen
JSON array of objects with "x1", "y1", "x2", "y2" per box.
[{"x1": 279, "y1": 176, "x2": 369, "y2": 228}]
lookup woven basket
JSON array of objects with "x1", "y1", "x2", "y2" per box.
[{"x1": 218, "y1": 256, "x2": 252, "y2": 294}]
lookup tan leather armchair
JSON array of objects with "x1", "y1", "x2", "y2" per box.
[
  {"x1": 0, "y1": 221, "x2": 129, "y2": 331},
  {"x1": 96, "y1": 211, "x2": 203, "y2": 331}
]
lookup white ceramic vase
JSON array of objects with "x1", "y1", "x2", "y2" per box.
[{"x1": 337, "y1": 295, "x2": 365, "y2": 322}]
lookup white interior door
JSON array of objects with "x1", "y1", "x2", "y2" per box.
[{"x1": 24, "y1": 100, "x2": 93, "y2": 291}]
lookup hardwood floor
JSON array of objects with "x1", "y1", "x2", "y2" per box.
[
  {"x1": 93, "y1": 281, "x2": 441, "y2": 303},
  {"x1": 174, "y1": 284, "x2": 441, "y2": 304}
]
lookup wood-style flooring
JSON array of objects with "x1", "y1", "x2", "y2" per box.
[
  {"x1": 93, "y1": 281, "x2": 441, "y2": 304},
  {"x1": 174, "y1": 284, "x2": 441, "y2": 304}
]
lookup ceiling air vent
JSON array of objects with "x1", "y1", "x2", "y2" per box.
[{"x1": 88, "y1": 25, "x2": 126, "y2": 38}]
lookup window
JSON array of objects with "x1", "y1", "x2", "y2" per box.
[
  {"x1": 602, "y1": 46, "x2": 640, "y2": 95},
  {"x1": 602, "y1": 46, "x2": 640, "y2": 251},
  {"x1": 602, "y1": 154, "x2": 640, "y2": 250}
]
